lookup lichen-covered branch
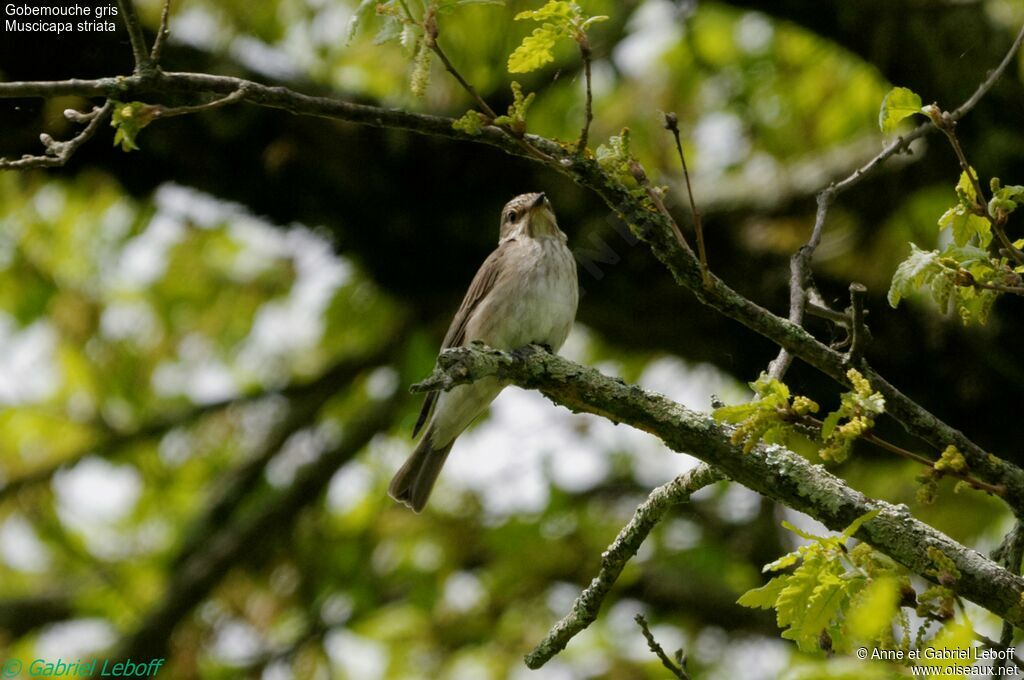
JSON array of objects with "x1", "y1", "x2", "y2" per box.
[
  {"x1": 412, "y1": 344, "x2": 1024, "y2": 632},
  {"x1": 525, "y1": 463, "x2": 723, "y2": 668}
]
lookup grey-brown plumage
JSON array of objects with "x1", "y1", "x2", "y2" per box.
[{"x1": 389, "y1": 192, "x2": 579, "y2": 512}]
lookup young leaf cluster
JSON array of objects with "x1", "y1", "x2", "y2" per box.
[
  {"x1": 739, "y1": 514, "x2": 975, "y2": 662},
  {"x1": 491, "y1": 81, "x2": 535, "y2": 136},
  {"x1": 110, "y1": 100, "x2": 157, "y2": 152},
  {"x1": 713, "y1": 373, "x2": 819, "y2": 453},
  {"x1": 818, "y1": 369, "x2": 885, "y2": 464},
  {"x1": 738, "y1": 511, "x2": 901, "y2": 654},
  {"x1": 882, "y1": 87, "x2": 1024, "y2": 325},
  {"x1": 916, "y1": 445, "x2": 968, "y2": 505},
  {"x1": 507, "y1": 1, "x2": 607, "y2": 74},
  {"x1": 878, "y1": 86, "x2": 924, "y2": 133}
]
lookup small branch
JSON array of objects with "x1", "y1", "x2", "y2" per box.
[
  {"x1": 968, "y1": 280, "x2": 1024, "y2": 296},
  {"x1": 805, "y1": 300, "x2": 850, "y2": 326},
  {"x1": 150, "y1": 0, "x2": 173, "y2": 64},
  {"x1": 145, "y1": 85, "x2": 248, "y2": 119},
  {"x1": 0, "y1": 101, "x2": 113, "y2": 170},
  {"x1": 634, "y1": 614, "x2": 690, "y2": 680},
  {"x1": 791, "y1": 408, "x2": 1006, "y2": 497},
  {"x1": 421, "y1": 13, "x2": 556, "y2": 165},
  {"x1": 847, "y1": 282, "x2": 868, "y2": 364},
  {"x1": 117, "y1": 0, "x2": 154, "y2": 74},
  {"x1": 525, "y1": 463, "x2": 723, "y2": 668},
  {"x1": 428, "y1": 42, "x2": 496, "y2": 120},
  {"x1": 930, "y1": 107, "x2": 1024, "y2": 267},
  {"x1": 859, "y1": 432, "x2": 1006, "y2": 497},
  {"x1": 628, "y1": 160, "x2": 694, "y2": 257},
  {"x1": 576, "y1": 38, "x2": 593, "y2": 154},
  {"x1": 664, "y1": 112, "x2": 709, "y2": 287}
]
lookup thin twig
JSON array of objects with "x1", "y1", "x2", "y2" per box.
[
  {"x1": 805, "y1": 300, "x2": 850, "y2": 326},
  {"x1": 577, "y1": 38, "x2": 593, "y2": 153},
  {"x1": 628, "y1": 159, "x2": 694, "y2": 256},
  {"x1": 524, "y1": 463, "x2": 723, "y2": 669},
  {"x1": 146, "y1": 85, "x2": 248, "y2": 119},
  {"x1": 117, "y1": 0, "x2": 154, "y2": 73},
  {"x1": 429, "y1": 43, "x2": 496, "y2": 119},
  {"x1": 847, "y1": 282, "x2": 868, "y2": 364},
  {"x1": 664, "y1": 112, "x2": 709, "y2": 287},
  {"x1": 861, "y1": 433, "x2": 1005, "y2": 496},
  {"x1": 932, "y1": 110, "x2": 1024, "y2": 267},
  {"x1": 634, "y1": 614, "x2": 690, "y2": 679},
  {"x1": 150, "y1": 0, "x2": 173, "y2": 64},
  {"x1": 420, "y1": 11, "x2": 555, "y2": 165},
  {"x1": 0, "y1": 101, "x2": 113, "y2": 170},
  {"x1": 970, "y1": 280, "x2": 1024, "y2": 296}
]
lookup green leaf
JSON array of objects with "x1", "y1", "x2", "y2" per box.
[
  {"x1": 372, "y1": 16, "x2": 404, "y2": 46},
  {"x1": 514, "y1": 0, "x2": 575, "y2": 22},
  {"x1": 712, "y1": 402, "x2": 758, "y2": 423},
  {"x1": 847, "y1": 576, "x2": 900, "y2": 642},
  {"x1": 775, "y1": 555, "x2": 825, "y2": 629},
  {"x1": 780, "y1": 520, "x2": 826, "y2": 543},
  {"x1": 954, "y1": 169, "x2": 978, "y2": 202},
  {"x1": 989, "y1": 184, "x2": 1024, "y2": 216},
  {"x1": 346, "y1": 0, "x2": 379, "y2": 44},
  {"x1": 451, "y1": 110, "x2": 488, "y2": 135},
  {"x1": 879, "y1": 86, "x2": 924, "y2": 133},
  {"x1": 840, "y1": 509, "x2": 880, "y2": 541},
  {"x1": 508, "y1": 25, "x2": 560, "y2": 73},
  {"x1": 794, "y1": 573, "x2": 847, "y2": 651},
  {"x1": 737, "y1": 576, "x2": 788, "y2": 609},
  {"x1": 110, "y1": 100, "x2": 157, "y2": 152},
  {"x1": 820, "y1": 410, "x2": 841, "y2": 440},
  {"x1": 763, "y1": 551, "x2": 801, "y2": 573},
  {"x1": 938, "y1": 206, "x2": 991, "y2": 248},
  {"x1": 888, "y1": 244, "x2": 942, "y2": 308}
]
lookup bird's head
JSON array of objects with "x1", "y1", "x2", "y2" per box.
[{"x1": 499, "y1": 192, "x2": 564, "y2": 242}]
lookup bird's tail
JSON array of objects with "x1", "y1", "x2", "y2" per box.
[{"x1": 388, "y1": 426, "x2": 454, "y2": 513}]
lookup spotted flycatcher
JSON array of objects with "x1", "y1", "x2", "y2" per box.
[{"x1": 389, "y1": 192, "x2": 579, "y2": 512}]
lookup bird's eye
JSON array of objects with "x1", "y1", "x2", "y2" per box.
[{"x1": 506, "y1": 209, "x2": 519, "y2": 223}]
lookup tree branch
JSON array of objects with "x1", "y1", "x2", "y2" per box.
[
  {"x1": 634, "y1": 614, "x2": 690, "y2": 680},
  {"x1": 412, "y1": 344, "x2": 1024, "y2": 639},
  {"x1": 0, "y1": 101, "x2": 112, "y2": 170},
  {"x1": 525, "y1": 463, "x2": 723, "y2": 668},
  {"x1": 150, "y1": 0, "x2": 172, "y2": 64},
  {"x1": 117, "y1": 0, "x2": 154, "y2": 74}
]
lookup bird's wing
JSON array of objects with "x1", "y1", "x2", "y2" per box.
[{"x1": 412, "y1": 241, "x2": 511, "y2": 438}]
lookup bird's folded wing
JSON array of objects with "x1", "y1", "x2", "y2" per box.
[{"x1": 412, "y1": 240, "x2": 512, "y2": 438}]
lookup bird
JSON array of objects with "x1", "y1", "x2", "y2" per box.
[{"x1": 389, "y1": 192, "x2": 579, "y2": 512}]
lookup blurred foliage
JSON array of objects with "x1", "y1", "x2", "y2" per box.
[{"x1": 1, "y1": 1, "x2": 1022, "y2": 679}]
